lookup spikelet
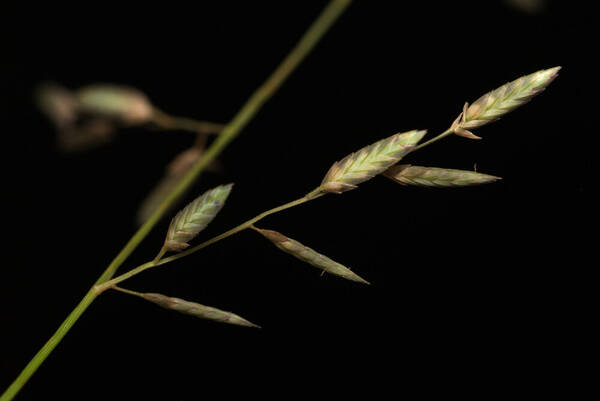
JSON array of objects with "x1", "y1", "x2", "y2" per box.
[
  {"x1": 75, "y1": 84, "x2": 154, "y2": 124},
  {"x1": 385, "y1": 164, "x2": 501, "y2": 187},
  {"x1": 320, "y1": 130, "x2": 427, "y2": 193},
  {"x1": 164, "y1": 184, "x2": 233, "y2": 251},
  {"x1": 142, "y1": 293, "x2": 260, "y2": 328},
  {"x1": 136, "y1": 147, "x2": 204, "y2": 225},
  {"x1": 254, "y1": 227, "x2": 369, "y2": 284},
  {"x1": 451, "y1": 66, "x2": 561, "y2": 139}
]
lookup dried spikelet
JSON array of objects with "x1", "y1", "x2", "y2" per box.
[
  {"x1": 254, "y1": 227, "x2": 369, "y2": 284},
  {"x1": 136, "y1": 147, "x2": 204, "y2": 225},
  {"x1": 36, "y1": 83, "x2": 118, "y2": 152},
  {"x1": 75, "y1": 84, "x2": 154, "y2": 125},
  {"x1": 451, "y1": 67, "x2": 561, "y2": 138},
  {"x1": 142, "y1": 293, "x2": 260, "y2": 328},
  {"x1": 385, "y1": 164, "x2": 501, "y2": 187},
  {"x1": 57, "y1": 120, "x2": 116, "y2": 152},
  {"x1": 320, "y1": 130, "x2": 427, "y2": 193},
  {"x1": 35, "y1": 83, "x2": 78, "y2": 129},
  {"x1": 165, "y1": 184, "x2": 233, "y2": 251}
]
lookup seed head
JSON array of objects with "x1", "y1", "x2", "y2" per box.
[
  {"x1": 165, "y1": 184, "x2": 233, "y2": 252},
  {"x1": 142, "y1": 293, "x2": 260, "y2": 328},
  {"x1": 255, "y1": 227, "x2": 369, "y2": 284},
  {"x1": 320, "y1": 130, "x2": 427, "y2": 193},
  {"x1": 451, "y1": 66, "x2": 561, "y2": 138},
  {"x1": 385, "y1": 164, "x2": 501, "y2": 187}
]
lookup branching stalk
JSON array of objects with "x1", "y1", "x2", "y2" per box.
[
  {"x1": 96, "y1": 125, "x2": 458, "y2": 292},
  {"x1": 0, "y1": 2, "x2": 351, "y2": 399},
  {"x1": 153, "y1": 246, "x2": 168, "y2": 264},
  {"x1": 95, "y1": 188, "x2": 324, "y2": 292},
  {"x1": 409, "y1": 128, "x2": 453, "y2": 152}
]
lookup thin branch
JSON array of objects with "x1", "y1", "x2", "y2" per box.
[
  {"x1": 95, "y1": 124, "x2": 460, "y2": 292},
  {"x1": 150, "y1": 107, "x2": 226, "y2": 135},
  {"x1": 95, "y1": 188, "x2": 325, "y2": 292},
  {"x1": 0, "y1": 2, "x2": 352, "y2": 399},
  {"x1": 111, "y1": 286, "x2": 145, "y2": 298}
]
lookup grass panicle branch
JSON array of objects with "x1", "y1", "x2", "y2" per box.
[
  {"x1": 320, "y1": 130, "x2": 427, "y2": 193},
  {"x1": 0, "y1": 2, "x2": 352, "y2": 399},
  {"x1": 94, "y1": 189, "x2": 324, "y2": 294},
  {"x1": 384, "y1": 165, "x2": 501, "y2": 187},
  {"x1": 165, "y1": 184, "x2": 234, "y2": 252},
  {"x1": 253, "y1": 226, "x2": 369, "y2": 284}
]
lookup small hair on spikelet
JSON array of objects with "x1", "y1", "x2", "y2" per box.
[
  {"x1": 451, "y1": 66, "x2": 561, "y2": 139},
  {"x1": 164, "y1": 184, "x2": 234, "y2": 252},
  {"x1": 319, "y1": 130, "x2": 427, "y2": 193},
  {"x1": 253, "y1": 227, "x2": 369, "y2": 284},
  {"x1": 384, "y1": 165, "x2": 501, "y2": 187}
]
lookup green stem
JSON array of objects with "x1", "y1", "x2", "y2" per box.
[
  {"x1": 151, "y1": 107, "x2": 226, "y2": 135},
  {"x1": 1, "y1": 2, "x2": 351, "y2": 399},
  {"x1": 96, "y1": 188, "x2": 324, "y2": 292},
  {"x1": 409, "y1": 128, "x2": 453, "y2": 153},
  {"x1": 96, "y1": 126, "x2": 462, "y2": 292},
  {"x1": 111, "y1": 286, "x2": 145, "y2": 298},
  {"x1": 153, "y1": 246, "x2": 167, "y2": 264}
]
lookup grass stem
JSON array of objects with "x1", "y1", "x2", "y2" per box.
[{"x1": 0, "y1": 2, "x2": 351, "y2": 399}]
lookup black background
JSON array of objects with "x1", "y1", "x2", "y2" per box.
[{"x1": 0, "y1": 1, "x2": 591, "y2": 399}]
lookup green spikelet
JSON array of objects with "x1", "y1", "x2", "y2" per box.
[
  {"x1": 254, "y1": 227, "x2": 369, "y2": 284},
  {"x1": 142, "y1": 293, "x2": 260, "y2": 328},
  {"x1": 164, "y1": 184, "x2": 233, "y2": 251},
  {"x1": 319, "y1": 130, "x2": 427, "y2": 193},
  {"x1": 385, "y1": 164, "x2": 501, "y2": 187},
  {"x1": 451, "y1": 66, "x2": 561, "y2": 139}
]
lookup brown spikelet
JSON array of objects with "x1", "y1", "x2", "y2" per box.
[
  {"x1": 142, "y1": 293, "x2": 260, "y2": 328},
  {"x1": 384, "y1": 164, "x2": 501, "y2": 187},
  {"x1": 35, "y1": 83, "x2": 78, "y2": 129},
  {"x1": 254, "y1": 227, "x2": 369, "y2": 284},
  {"x1": 320, "y1": 130, "x2": 427, "y2": 193},
  {"x1": 136, "y1": 147, "x2": 204, "y2": 225},
  {"x1": 452, "y1": 66, "x2": 561, "y2": 136}
]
